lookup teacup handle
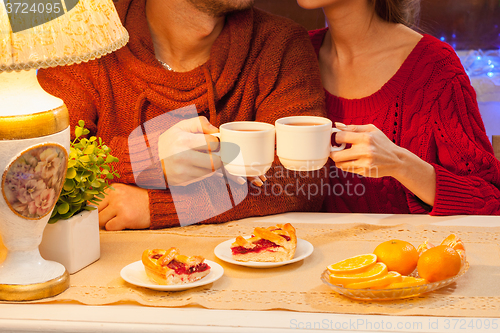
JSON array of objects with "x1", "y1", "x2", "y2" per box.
[
  {"x1": 331, "y1": 128, "x2": 346, "y2": 152},
  {"x1": 208, "y1": 133, "x2": 221, "y2": 157},
  {"x1": 209, "y1": 133, "x2": 220, "y2": 149}
]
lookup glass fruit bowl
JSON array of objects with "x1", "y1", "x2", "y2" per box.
[{"x1": 321, "y1": 261, "x2": 469, "y2": 301}]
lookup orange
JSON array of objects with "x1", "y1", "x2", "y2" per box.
[
  {"x1": 416, "y1": 239, "x2": 435, "y2": 255},
  {"x1": 345, "y1": 271, "x2": 402, "y2": 289},
  {"x1": 327, "y1": 254, "x2": 377, "y2": 274},
  {"x1": 329, "y1": 262, "x2": 388, "y2": 286},
  {"x1": 381, "y1": 276, "x2": 429, "y2": 289},
  {"x1": 417, "y1": 245, "x2": 462, "y2": 282},
  {"x1": 373, "y1": 240, "x2": 419, "y2": 275},
  {"x1": 441, "y1": 234, "x2": 465, "y2": 252}
]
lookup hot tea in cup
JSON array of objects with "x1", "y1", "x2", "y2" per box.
[
  {"x1": 275, "y1": 116, "x2": 345, "y2": 171},
  {"x1": 211, "y1": 121, "x2": 275, "y2": 177}
]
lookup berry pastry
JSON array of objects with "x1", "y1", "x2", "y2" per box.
[
  {"x1": 230, "y1": 223, "x2": 297, "y2": 262},
  {"x1": 142, "y1": 247, "x2": 210, "y2": 285}
]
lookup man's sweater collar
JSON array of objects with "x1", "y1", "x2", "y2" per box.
[{"x1": 113, "y1": 0, "x2": 253, "y2": 108}]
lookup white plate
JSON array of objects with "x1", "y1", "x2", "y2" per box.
[
  {"x1": 120, "y1": 259, "x2": 224, "y2": 291},
  {"x1": 214, "y1": 238, "x2": 314, "y2": 268}
]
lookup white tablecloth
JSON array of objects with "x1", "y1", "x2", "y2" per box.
[{"x1": 0, "y1": 212, "x2": 499, "y2": 333}]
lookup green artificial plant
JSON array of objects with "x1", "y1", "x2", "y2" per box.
[{"x1": 49, "y1": 120, "x2": 119, "y2": 223}]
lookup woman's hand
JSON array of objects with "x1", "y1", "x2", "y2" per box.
[
  {"x1": 330, "y1": 123, "x2": 436, "y2": 206},
  {"x1": 330, "y1": 123, "x2": 404, "y2": 178}
]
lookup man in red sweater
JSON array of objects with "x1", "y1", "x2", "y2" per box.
[{"x1": 38, "y1": 0, "x2": 327, "y2": 229}]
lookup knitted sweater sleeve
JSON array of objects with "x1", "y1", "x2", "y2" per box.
[
  {"x1": 37, "y1": 64, "x2": 144, "y2": 186},
  {"x1": 407, "y1": 73, "x2": 500, "y2": 215},
  {"x1": 37, "y1": 64, "x2": 99, "y2": 137},
  {"x1": 148, "y1": 24, "x2": 328, "y2": 229}
]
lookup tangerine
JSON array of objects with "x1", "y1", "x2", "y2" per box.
[
  {"x1": 441, "y1": 234, "x2": 465, "y2": 252},
  {"x1": 416, "y1": 239, "x2": 435, "y2": 255},
  {"x1": 417, "y1": 245, "x2": 461, "y2": 282},
  {"x1": 373, "y1": 240, "x2": 419, "y2": 275},
  {"x1": 455, "y1": 249, "x2": 466, "y2": 266}
]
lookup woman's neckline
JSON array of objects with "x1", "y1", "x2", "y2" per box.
[{"x1": 313, "y1": 28, "x2": 428, "y2": 105}]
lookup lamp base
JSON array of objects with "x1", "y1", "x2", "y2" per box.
[
  {"x1": 0, "y1": 270, "x2": 69, "y2": 301},
  {"x1": 0, "y1": 69, "x2": 71, "y2": 301},
  {"x1": 0, "y1": 250, "x2": 70, "y2": 301}
]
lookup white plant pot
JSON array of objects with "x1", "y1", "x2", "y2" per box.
[{"x1": 39, "y1": 209, "x2": 100, "y2": 274}]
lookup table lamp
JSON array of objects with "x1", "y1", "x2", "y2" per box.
[{"x1": 0, "y1": 0, "x2": 128, "y2": 301}]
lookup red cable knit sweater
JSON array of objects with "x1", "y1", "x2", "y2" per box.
[
  {"x1": 37, "y1": 0, "x2": 327, "y2": 229},
  {"x1": 310, "y1": 28, "x2": 500, "y2": 215}
]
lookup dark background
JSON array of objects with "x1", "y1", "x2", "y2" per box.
[{"x1": 254, "y1": 0, "x2": 500, "y2": 50}]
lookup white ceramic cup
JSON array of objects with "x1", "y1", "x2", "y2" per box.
[
  {"x1": 275, "y1": 116, "x2": 346, "y2": 171},
  {"x1": 211, "y1": 121, "x2": 275, "y2": 177}
]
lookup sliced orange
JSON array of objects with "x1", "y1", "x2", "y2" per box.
[
  {"x1": 345, "y1": 271, "x2": 402, "y2": 289},
  {"x1": 329, "y1": 262, "x2": 388, "y2": 286},
  {"x1": 441, "y1": 234, "x2": 465, "y2": 251},
  {"x1": 381, "y1": 276, "x2": 428, "y2": 289},
  {"x1": 417, "y1": 239, "x2": 435, "y2": 255},
  {"x1": 327, "y1": 254, "x2": 377, "y2": 274}
]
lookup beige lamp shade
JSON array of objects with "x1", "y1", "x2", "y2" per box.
[{"x1": 0, "y1": 0, "x2": 129, "y2": 72}]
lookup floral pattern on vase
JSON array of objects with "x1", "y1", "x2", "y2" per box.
[{"x1": 2, "y1": 144, "x2": 67, "y2": 220}]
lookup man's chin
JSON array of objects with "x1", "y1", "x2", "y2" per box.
[
  {"x1": 189, "y1": 0, "x2": 254, "y2": 17},
  {"x1": 224, "y1": 5, "x2": 253, "y2": 15}
]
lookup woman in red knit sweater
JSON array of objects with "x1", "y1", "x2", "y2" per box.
[{"x1": 299, "y1": 0, "x2": 500, "y2": 215}]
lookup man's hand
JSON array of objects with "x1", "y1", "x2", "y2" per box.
[
  {"x1": 158, "y1": 116, "x2": 222, "y2": 186},
  {"x1": 158, "y1": 116, "x2": 266, "y2": 187},
  {"x1": 98, "y1": 183, "x2": 150, "y2": 230}
]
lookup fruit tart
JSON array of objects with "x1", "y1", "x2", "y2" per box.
[
  {"x1": 230, "y1": 223, "x2": 297, "y2": 262},
  {"x1": 142, "y1": 248, "x2": 211, "y2": 285}
]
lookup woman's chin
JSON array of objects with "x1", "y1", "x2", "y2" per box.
[{"x1": 296, "y1": 0, "x2": 332, "y2": 10}]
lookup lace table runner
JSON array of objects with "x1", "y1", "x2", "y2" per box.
[{"x1": 19, "y1": 219, "x2": 500, "y2": 317}]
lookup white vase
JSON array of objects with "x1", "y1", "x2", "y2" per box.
[
  {"x1": 39, "y1": 209, "x2": 100, "y2": 274},
  {"x1": 0, "y1": 83, "x2": 71, "y2": 300}
]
